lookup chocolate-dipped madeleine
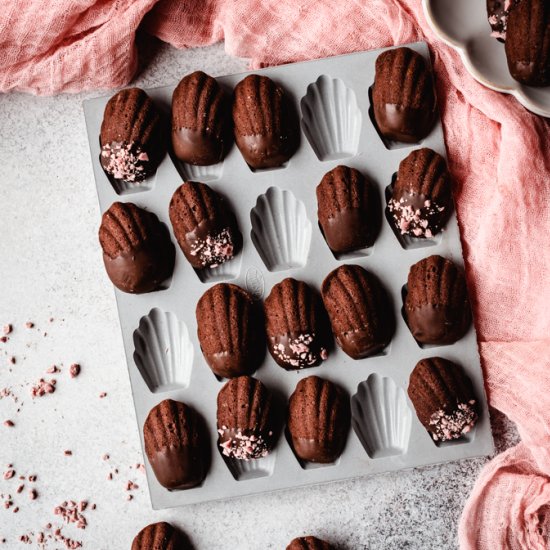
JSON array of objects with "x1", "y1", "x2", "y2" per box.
[
  {"x1": 98, "y1": 202, "x2": 175, "y2": 294},
  {"x1": 372, "y1": 47, "x2": 436, "y2": 143},
  {"x1": 217, "y1": 376, "x2": 275, "y2": 460},
  {"x1": 169, "y1": 181, "x2": 241, "y2": 269},
  {"x1": 404, "y1": 255, "x2": 471, "y2": 345},
  {"x1": 317, "y1": 165, "x2": 377, "y2": 253},
  {"x1": 143, "y1": 399, "x2": 206, "y2": 490},
  {"x1": 132, "y1": 522, "x2": 189, "y2": 550},
  {"x1": 100, "y1": 88, "x2": 165, "y2": 184},
  {"x1": 171, "y1": 71, "x2": 230, "y2": 165},
  {"x1": 196, "y1": 283, "x2": 264, "y2": 378},
  {"x1": 232, "y1": 74, "x2": 299, "y2": 169},
  {"x1": 408, "y1": 357, "x2": 478, "y2": 442},
  {"x1": 322, "y1": 265, "x2": 393, "y2": 359},
  {"x1": 264, "y1": 278, "x2": 329, "y2": 370},
  {"x1": 287, "y1": 536, "x2": 334, "y2": 550},
  {"x1": 505, "y1": 0, "x2": 550, "y2": 86},
  {"x1": 288, "y1": 376, "x2": 350, "y2": 463},
  {"x1": 387, "y1": 148, "x2": 452, "y2": 239}
]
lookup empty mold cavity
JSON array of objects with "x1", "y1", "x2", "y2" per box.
[
  {"x1": 351, "y1": 374, "x2": 412, "y2": 458},
  {"x1": 368, "y1": 86, "x2": 426, "y2": 151},
  {"x1": 195, "y1": 252, "x2": 243, "y2": 284},
  {"x1": 250, "y1": 187, "x2": 312, "y2": 272},
  {"x1": 219, "y1": 450, "x2": 276, "y2": 481},
  {"x1": 284, "y1": 429, "x2": 341, "y2": 471},
  {"x1": 301, "y1": 75, "x2": 362, "y2": 161},
  {"x1": 133, "y1": 308, "x2": 194, "y2": 393},
  {"x1": 385, "y1": 177, "x2": 444, "y2": 250}
]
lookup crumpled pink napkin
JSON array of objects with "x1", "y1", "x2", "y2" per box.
[{"x1": 2, "y1": 0, "x2": 550, "y2": 547}]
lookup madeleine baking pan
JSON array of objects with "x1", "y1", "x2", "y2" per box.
[{"x1": 83, "y1": 41, "x2": 494, "y2": 509}]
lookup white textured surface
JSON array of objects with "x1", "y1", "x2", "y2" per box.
[{"x1": 0, "y1": 39, "x2": 518, "y2": 549}]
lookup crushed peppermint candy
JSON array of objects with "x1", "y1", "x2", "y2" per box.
[
  {"x1": 2, "y1": 325, "x2": 12, "y2": 335},
  {"x1": 271, "y1": 333, "x2": 327, "y2": 368},
  {"x1": 190, "y1": 228, "x2": 234, "y2": 268},
  {"x1": 429, "y1": 400, "x2": 478, "y2": 442},
  {"x1": 488, "y1": 0, "x2": 518, "y2": 41},
  {"x1": 218, "y1": 427, "x2": 272, "y2": 460},
  {"x1": 100, "y1": 141, "x2": 149, "y2": 183},
  {"x1": 69, "y1": 364, "x2": 81, "y2": 378},
  {"x1": 388, "y1": 196, "x2": 445, "y2": 238},
  {"x1": 30, "y1": 378, "x2": 56, "y2": 398}
]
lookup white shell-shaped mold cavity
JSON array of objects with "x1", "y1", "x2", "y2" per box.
[
  {"x1": 351, "y1": 374, "x2": 412, "y2": 458},
  {"x1": 195, "y1": 252, "x2": 243, "y2": 284},
  {"x1": 301, "y1": 75, "x2": 362, "y2": 161},
  {"x1": 133, "y1": 308, "x2": 194, "y2": 393},
  {"x1": 102, "y1": 165, "x2": 156, "y2": 196},
  {"x1": 180, "y1": 161, "x2": 223, "y2": 183},
  {"x1": 221, "y1": 451, "x2": 276, "y2": 481},
  {"x1": 250, "y1": 186, "x2": 311, "y2": 272}
]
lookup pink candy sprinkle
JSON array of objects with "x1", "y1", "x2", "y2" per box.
[
  {"x1": 2, "y1": 325, "x2": 12, "y2": 335},
  {"x1": 3, "y1": 420, "x2": 14, "y2": 428},
  {"x1": 99, "y1": 392, "x2": 107, "y2": 399},
  {"x1": 3, "y1": 470, "x2": 15, "y2": 480}
]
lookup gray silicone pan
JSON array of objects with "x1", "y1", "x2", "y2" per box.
[{"x1": 83, "y1": 41, "x2": 494, "y2": 510}]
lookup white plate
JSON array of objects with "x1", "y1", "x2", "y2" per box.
[{"x1": 423, "y1": 0, "x2": 550, "y2": 117}]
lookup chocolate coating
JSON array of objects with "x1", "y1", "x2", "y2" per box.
[
  {"x1": 264, "y1": 278, "x2": 329, "y2": 370},
  {"x1": 408, "y1": 357, "x2": 478, "y2": 442},
  {"x1": 288, "y1": 376, "x2": 350, "y2": 463},
  {"x1": 317, "y1": 165, "x2": 376, "y2": 253},
  {"x1": 232, "y1": 74, "x2": 299, "y2": 168},
  {"x1": 100, "y1": 88, "x2": 165, "y2": 184},
  {"x1": 171, "y1": 71, "x2": 230, "y2": 165},
  {"x1": 217, "y1": 376, "x2": 275, "y2": 460},
  {"x1": 169, "y1": 181, "x2": 242, "y2": 270},
  {"x1": 143, "y1": 399, "x2": 206, "y2": 490},
  {"x1": 98, "y1": 202, "x2": 175, "y2": 294},
  {"x1": 322, "y1": 265, "x2": 393, "y2": 359},
  {"x1": 404, "y1": 255, "x2": 471, "y2": 345},
  {"x1": 132, "y1": 522, "x2": 189, "y2": 550},
  {"x1": 387, "y1": 148, "x2": 452, "y2": 239},
  {"x1": 505, "y1": 0, "x2": 550, "y2": 86},
  {"x1": 372, "y1": 47, "x2": 436, "y2": 143},
  {"x1": 287, "y1": 536, "x2": 334, "y2": 550},
  {"x1": 196, "y1": 283, "x2": 264, "y2": 378}
]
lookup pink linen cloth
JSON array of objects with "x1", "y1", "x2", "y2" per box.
[{"x1": 2, "y1": 1, "x2": 550, "y2": 548}]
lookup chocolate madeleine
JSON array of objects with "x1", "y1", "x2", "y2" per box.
[
  {"x1": 317, "y1": 165, "x2": 377, "y2": 253},
  {"x1": 100, "y1": 88, "x2": 165, "y2": 184},
  {"x1": 132, "y1": 522, "x2": 189, "y2": 550},
  {"x1": 196, "y1": 283, "x2": 264, "y2": 378},
  {"x1": 232, "y1": 74, "x2": 299, "y2": 168},
  {"x1": 143, "y1": 399, "x2": 206, "y2": 490},
  {"x1": 98, "y1": 202, "x2": 175, "y2": 294},
  {"x1": 404, "y1": 255, "x2": 471, "y2": 345},
  {"x1": 264, "y1": 278, "x2": 329, "y2": 370},
  {"x1": 171, "y1": 71, "x2": 230, "y2": 165},
  {"x1": 217, "y1": 376, "x2": 275, "y2": 460},
  {"x1": 288, "y1": 376, "x2": 350, "y2": 463},
  {"x1": 387, "y1": 148, "x2": 452, "y2": 239},
  {"x1": 169, "y1": 181, "x2": 241, "y2": 269},
  {"x1": 505, "y1": 0, "x2": 550, "y2": 86},
  {"x1": 321, "y1": 265, "x2": 393, "y2": 359},
  {"x1": 372, "y1": 47, "x2": 436, "y2": 143},
  {"x1": 408, "y1": 357, "x2": 478, "y2": 442},
  {"x1": 287, "y1": 537, "x2": 334, "y2": 550}
]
